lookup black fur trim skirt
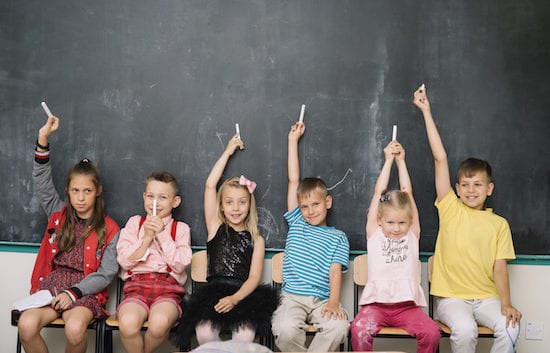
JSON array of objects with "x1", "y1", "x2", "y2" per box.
[{"x1": 172, "y1": 277, "x2": 279, "y2": 347}]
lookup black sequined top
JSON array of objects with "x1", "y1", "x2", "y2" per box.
[{"x1": 206, "y1": 224, "x2": 254, "y2": 282}]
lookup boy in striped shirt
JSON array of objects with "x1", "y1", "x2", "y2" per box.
[{"x1": 271, "y1": 121, "x2": 350, "y2": 352}]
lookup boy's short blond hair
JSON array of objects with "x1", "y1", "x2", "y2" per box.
[
  {"x1": 297, "y1": 177, "x2": 328, "y2": 200},
  {"x1": 457, "y1": 158, "x2": 492, "y2": 182},
  {"x1": 146, "y1": 171, "x2": 180, "y2": 195}
]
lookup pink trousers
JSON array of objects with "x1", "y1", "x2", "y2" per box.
[{"x1": 350, "y1": 301, "x2": 440, "y2": 353}]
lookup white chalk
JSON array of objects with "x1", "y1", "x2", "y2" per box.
[
  {"x1": 152, "y1": 199, "x2": 157, "y2": 217},
  {"x1": 420, "y1": 83, "x2": 426, "y2": 91},
  {"x1": 235, "y1": 123, "x2": 240, "y2": 139},
  {"x1": 392, "y1": 125, "x2": 397, "y2": 141},
  {"x1": 298, "y1": 104, "x2": 305, "y2": 123},
  {"x1": 41, "y1": 102, "x2": 53, "y2": 118}
]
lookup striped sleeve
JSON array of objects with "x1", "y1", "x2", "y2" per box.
[{"x1": 34, "y1": 149, "x2": 50, "y2": 164}]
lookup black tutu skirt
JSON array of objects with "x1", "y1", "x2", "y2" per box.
[{"x1": 172, "y1": 277, "x2": 279, "y2": 348}]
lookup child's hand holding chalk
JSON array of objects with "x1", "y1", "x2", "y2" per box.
[
  {"x1": 37, "y1": 103, "x2": 60, "y2": 148},
  {"x1": 226, "y1": 131, "x2": 244, "y2": 154},
  {"x1": 413, "y1": 84, "x2": 431, "y2": 113},
  {"x1": 233, "y1": 123, "x2": 244, "y2": 150}
]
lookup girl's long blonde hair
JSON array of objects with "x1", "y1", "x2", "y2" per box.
[{"x1": 216, "y1": 177, "x2": 260, "y2": 242}]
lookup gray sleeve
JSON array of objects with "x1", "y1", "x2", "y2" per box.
[
  {"x1": 73, "y1": 232, "x2": 120, "y2": 296},
  {"x1": 33, "y1": 159, "x2": 64, "y2": 217}
]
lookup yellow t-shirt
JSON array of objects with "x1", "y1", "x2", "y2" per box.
[{"x1": 430, "y1": 191, "x2": 515, "y2": 299}]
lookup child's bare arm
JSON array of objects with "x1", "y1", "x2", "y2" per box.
[
  {"x1": 321, "y1": 263, "x2": 346, "y2": 320},
  {"x1": 214, "y1": 236, "x2": 265, "y2": 313},
  {"x1": 366, "y1": 142, "x2": 395, "y2": 237},
  {"x1": 287, "y1": 122, "x2": 305, "y2": 212},
  {"x1": 494, "y1": 259, "x2": 522, "y2": 328},
  {"x1": 204, "y1": 134, "x2": 244, "y2": 238},
  {"x1": 394, "y1": 142, "x2": 420, "y2": 236},
  {"x1": 413, "y1": 88, "x2": 452, "y2": 201}
]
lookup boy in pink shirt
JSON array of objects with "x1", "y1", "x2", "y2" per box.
[{"x1": 116, "y1": 172, "x2": 192, "y2": 353}]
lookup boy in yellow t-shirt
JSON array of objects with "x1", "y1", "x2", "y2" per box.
[{"x1": 414, "y1": 87, "x2": 521, "y2": 353}]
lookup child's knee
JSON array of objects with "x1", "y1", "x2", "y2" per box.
[
  {"x1": 351, "y1": 314, "x2": 377, "y2": 336},
  {"x1": 64, "y1": 322, "x2": 88, "y2": 345},
  {"x1": 195, "y1": 322, "x2": 221, "y2": 345},
  {"x1": 17, "y1": 314, "x2": 40, "y2": 340},
  {"x1": 450, "y1": 322, "x2": 478, "y2": 343},
  {"x1": 324, "y1": 317, "x2": 350, "y2": 332},
  {"x1": 146, "y1": 321, "x2": 171, "y2": 339},
  {"x1": 272, "y1": 318, "x2": 302, "y2": 340},
  {"x1": 147, "y1": 313, "x2": 173, "y2": 336},
  {"x1": 418, "y1": 323, "x2": 442, "y2": 345},
  {"x1": 232, "y1": 326, "x2": 256, "y2": 342},
  {"x1": 118, "y1": 315, "x2": 145, "y2": 336}
]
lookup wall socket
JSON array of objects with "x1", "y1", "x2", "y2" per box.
[{"x1": 525, "y1": 320, "x2": 544, "y2": 340}]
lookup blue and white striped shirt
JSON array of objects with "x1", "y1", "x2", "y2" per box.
[{"x1": 282, "y1": 207, "x2": 350, "y2": 300}]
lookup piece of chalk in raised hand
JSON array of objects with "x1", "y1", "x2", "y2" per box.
[
  {"x1": 41, "y1": 102, "x2": 53, "y2": 118},
  {"x1": 392, "y1": 125, "x2": 397, "y2": 141},
  {"x1": 235, "y1": 123, "x2": 240, "y2": 139},
  {"x1": 420, "y1": 83, "x2": 426, "y2": 91},
  {"x1": 153, "y1": 199, "x2": 157, "y2": 216},
  {"x1": 299, "y1": 104, "x2": 305, "y2": 123}
]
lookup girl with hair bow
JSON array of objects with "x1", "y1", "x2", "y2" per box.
[{"x1": 173, "y1": 134, "x2": 278, "y2": 348}]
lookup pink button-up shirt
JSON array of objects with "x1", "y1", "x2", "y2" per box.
[{"x1": 117, "y1": 215, "x2": 192, "y2": 285}]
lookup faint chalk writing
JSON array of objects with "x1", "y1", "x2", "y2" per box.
[
  {"x1": 327, "y1": 168, "x2": 353, "y2": 191},
  {"x1": 257, "y1": 207, "x2": 279, "y2": 244}
]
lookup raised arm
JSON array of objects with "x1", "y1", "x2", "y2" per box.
[
  {"x1": 366, "y1": 142, "x2": 395, "y2": 237},
  {"x1": 394, "y1": 142, "x2": 420, "y2": 237},
  {"x1": 287, "y1": 122, "x2": 305, "y2": 212},
  {"x1": 413, "y1": 87, "x2": 452, "y2": 201},
  {"x1": 33, "y1": 116, "x2": 64, "y2": 216},
  {"x1": 204, "y1": 134, "x2": 244, "y2": 238}
]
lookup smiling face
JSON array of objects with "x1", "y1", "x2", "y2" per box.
[
  {"x1": 67, "y1": 174, "x2": 101, "y2": 219},
  {"x1": 298, "y1": 189, "x2": 332, "y2": 226},
  {"x1": 143, "y1": 180, "x2": 181, "y2": 218},
  {"x1": 220, "y1": 186, "x2": 251, "y2": 230},
  {"x1": 455, "y1": 171, "x2": 494, "y2": 210},
  {"x1": 378, "y1": 208, "x2": 412, "y2": 239}
]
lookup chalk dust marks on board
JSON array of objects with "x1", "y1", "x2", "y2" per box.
[
  {"x1": 100, "y1": 88, "x2": 143, "y2": 123},
  {"x1": 255, "y1": 176, "x2": 279, "y2": 246},
  {"x1": 98, "y1": 87, "x2": 145, "y2": 162},
  {"x1": 364, "y1": 43, "x2": 389, "y2": 185}
]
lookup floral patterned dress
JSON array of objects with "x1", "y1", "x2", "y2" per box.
[{"x1": 39, "y1": 221, "x2": 105, "y2": 319}]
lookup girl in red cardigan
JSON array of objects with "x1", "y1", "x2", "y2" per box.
[{"x1": 18, "y1": 116, "x2": 120, "y2": 353}]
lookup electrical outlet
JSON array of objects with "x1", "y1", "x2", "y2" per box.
[{"x1": 525, "y1": 321, "x2": 544, "y2": 340}]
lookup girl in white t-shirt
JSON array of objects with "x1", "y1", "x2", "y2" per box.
[{"x1": 350, "y1": 141, "x2": 440, "y2": 353}]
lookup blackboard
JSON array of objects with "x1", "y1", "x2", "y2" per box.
[{"x1": 1, "y1": 0, "x2": 549, "y2": 255}]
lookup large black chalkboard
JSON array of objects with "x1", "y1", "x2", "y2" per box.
[{"x1": 1, "y1": 0, "x2": 549, "y2": 254}]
